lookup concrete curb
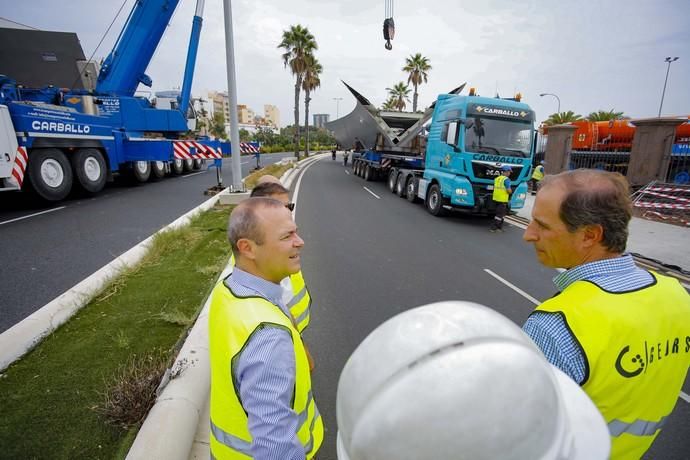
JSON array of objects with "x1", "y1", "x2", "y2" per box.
[
  {"x1": 0, "y1": 190, "x2": 228, "y2": 373},
  {"x1": 126, "y1": 153, "x2": 325, "y2": 460}
]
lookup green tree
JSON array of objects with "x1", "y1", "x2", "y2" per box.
[
  {"x1": 381, "y1": 97, "x2": 397, "y2": 111},
  {"x1": 302, "y1": 54, "x2": 322, "y2": 157},
  {"x1": 385, "y1": 82, "x2": 411, "y2": 112},
  {"x1": 209, "y1": 112, "x2": 226, "y2": 139},
  {"x1": 587, "y1": 109, "x2": 626, "y2": 121},
  {"x1": 239, "y1": 128, "x2": 251, "y2": 143},
  {"x1": 278, "y1": 24, "x2": 317, "y2": 159},
  {"x1": 402, "y1": 53, "x2": 431, "y2": 112},
  {"x1": 254, "y1": 126, "x2": 277, "y2": 146},
  {"x1": 543, "y1": 111, "x2": 582, "y2": 126}
]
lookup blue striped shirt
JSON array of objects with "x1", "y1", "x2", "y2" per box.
[
  {"x1": 225, "y1": 268, "x2": 305, "y2": 460},
  {"x1": 523, "y1": 254, "x2": 654, "y2": 385}
]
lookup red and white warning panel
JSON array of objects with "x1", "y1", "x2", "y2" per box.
[
  {"x1": 173, "y1": 141, "x2": 222, "y2": 160},
  {"x1": 9, "y1": 146, "x2": 28, "y2": 189}
]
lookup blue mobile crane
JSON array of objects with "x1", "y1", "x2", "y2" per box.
[
  {"x1": 327, "y1": 83, "x2": 535, "y2": 216},
  {"x1": 0, "y1": 0, "x2": 227, "y2": 201}
]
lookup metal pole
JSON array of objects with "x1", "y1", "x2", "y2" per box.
[
  {"x1": 658, "y1": 57, "x2": 678, "y2": 117},
  {"x1": 333, "y1": 97, "x2": 342, "y2": 119},
  {"x1": 223, "y1": 0, "x2": 243, "y2": 191},
  {"x1": 539, "y1": 93, "x2": 560, "y2": 114}
]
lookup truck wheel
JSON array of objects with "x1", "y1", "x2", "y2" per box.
[
  {"x1": 183, "y1": 158, "x2": 194, "y2": 172},
  {"x1": 132, "y1": 161, "x2": 151, "y2": 182},
  {"x1": 151, "y1": 161, "x2": 166, "y2": 180},
  {"x1": 364, "y1": 165, "x2": 373, "y2": 181},
  {"x1": 388, "y1": 169, "x2": 398, "y2": 192},
  {"x1": 71, "y1": 148, "x2": 106, "y2": 194},
  {"x1": 426, "y1": 183, "x2": 447, "y2": 217},
  {"x1": 193, "y1": 159, "x2": 203, "y2": 170},
  {"x1": 27, "y1": 148, "x2": 73, "y2": 201},
  {"x1": 396, "y1": 173, "x2": 406, "y2": 197},
  {"x1": 406, "y1": 177, "x2": 420, "y2": 203},
  {"x1": 171, "y1": 159, "x2": 184, "y2": 175}
]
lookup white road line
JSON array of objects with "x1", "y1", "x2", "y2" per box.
[
  {"x1": 363, "y1": 186, "x2": 381, "y2": 199},
  {"x1": 345, "y1": 170, "x2": 350, "y2": 175},
  {"x1": 484, "y1": 269, "x2": 540, "y2": 305},
  {"x1": 680, "y1": 391, "x2": 690, "y2": 404},
  {"x1": 291, "y1": 156, "x2": 324, "y2": 222},
  {"x1": 181, "y1": 171, "x2": 206, "y2": 178},
  {"x1": 241, "y1": 161, "x2": 249, "y2": 165},
  {"x1": 0, "y1": 206, "x2": 66, "y2": 226}
]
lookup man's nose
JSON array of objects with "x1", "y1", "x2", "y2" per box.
[
  {"x1": 294, "y1": 233, "x2": 305, "y2": 248},
  {"x1": 523, "y1": 222, "x2": 537, "y2": 242}
]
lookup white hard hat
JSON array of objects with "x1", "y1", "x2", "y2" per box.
[{"x1": 336, "y1": 301, "x2": 609, "y2": 460}]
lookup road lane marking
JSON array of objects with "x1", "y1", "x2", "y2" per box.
[
  {"x1": 680, "y1": 391, "x2": 690, "y2": 404},
  {"x1": 181, "y1": 171, "x2": 206, "y2": 178},
  {"x1": 241, "y1": 161, "x2": 249, "y2": 165},
  {"x1": 483, "y1": 269, "x2": 540, "y2": 305},
  {"x1": 0, "y1": 206, "x2": 66, "y2": 226},
  {"x1": 291, "y1": 156, "x2": 324, "y2": 222},
  {"x1": 363, "y1": 186, "x2": 381, "y2": 199},
  {"x1": 345, "y1": 170, "x2": 350, "y2": 175}
]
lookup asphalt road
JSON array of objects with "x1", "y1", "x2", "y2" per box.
[
  {"x1": 0, "y1": 152, "x2": 296, "y2": 333},
  {"x1": 296, "y1": 155, "x2": 690, "y2": 460}
]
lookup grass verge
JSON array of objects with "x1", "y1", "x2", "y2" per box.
[
  {"x1": 0, "y1": 204, "x2": 233, "y2": 460},
  {"x1": 244, "y1": 162, "x2": 294, "y2": 189}
]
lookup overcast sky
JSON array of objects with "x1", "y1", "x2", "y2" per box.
[{"x1": 2, "y1": 0, "x2": 689, "y2": 126}]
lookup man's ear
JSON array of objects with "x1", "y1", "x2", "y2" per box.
[
  {"x1": 581, "y1": 224, "x2": 604, "y2": 249},
  {"x1": 236, "y1": 238, "x2": 256, "y2": 260}
]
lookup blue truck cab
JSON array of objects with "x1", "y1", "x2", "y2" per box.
[{"x1": 419, "y1": 94, "x2": 536, "y2": 215}]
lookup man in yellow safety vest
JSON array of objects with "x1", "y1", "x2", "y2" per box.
[
  {"x1": 208, "y1": 198, "x2": 323, "y2": 459},
  {"x1": 489, "y1": 164, "x2": 513, "y2": 232},
  {"x1": 530, "y1": 160, "x2": 545, "y2": 195},
  {"x1": 522, "y1": 169, "x2": 690, "y2": 459}
]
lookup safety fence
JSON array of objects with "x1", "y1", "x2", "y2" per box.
[{"x1": 631, "y1": 182, "x2": 690, "y2": 227}]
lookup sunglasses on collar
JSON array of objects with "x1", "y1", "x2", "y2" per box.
[{"x1": 285, "y1": 202, "x2": 295, "y2": 211}]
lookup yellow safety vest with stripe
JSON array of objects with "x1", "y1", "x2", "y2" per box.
[
  {"x1": 229, "y1": 253, "x2": 311, "y2": 334},
  {"x1": 208, "y1": 281, "x2": 324, "y2": 459},
  {"x1": 531, "y1": 165, "x2": 544, "y2": 181},
  {"x1": 534, "y1": 272, "x2": 690, "y2": 460},
  {"x1": 492, "y1": 175, "x2": 510, "y2": 203},
  {"x1": 289, "y1": 271, "x2": 311, "y2": 333}
]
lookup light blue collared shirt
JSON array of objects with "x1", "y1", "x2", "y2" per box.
[
  {"x1": 224, "y1": 267, "x2": 304, "y2": 460},
  {"x1": 523, "y1": 254, "x2": 654, "y2": 384}
]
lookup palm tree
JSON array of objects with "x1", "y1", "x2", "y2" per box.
[
  {"x1": 543, "y1": 111, "x2": 583, "y2": 126},
  {"x1": 385, "y1": 82, "x2": 411, "y2": 112},
  {"x1": 302, "y1": 54, "x2": 322, "y2": 158},
  {"x1": 381, "y1": 97, "x2": 397, "y2": 111},
  {"x1": 278, "y1": 24, "x2": 317, "y2": 159},
  {"x1": 587, "y1": 109, "x2": 626, "y2": 121},
  {"x1": 402, "y1": 53, "x2": 431, "y2": 112}
]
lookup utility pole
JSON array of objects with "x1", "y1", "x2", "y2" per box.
[
  {"x1": 658, "y1": 56, "x2": 679, "y2": 117},
  {"x1": 223, "y1": 0, "x2": 243, "y2": 191},
  {"x1": 333, "y1": 97, "x2": 343, "y2": 119}
]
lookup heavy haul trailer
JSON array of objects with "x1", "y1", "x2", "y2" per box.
[
  {"x1": 327, "y1": 83, "x2": 536, "y2": 216},
  {"x1": 0, "y1": 0, "x2": 229, "y2": 202}
]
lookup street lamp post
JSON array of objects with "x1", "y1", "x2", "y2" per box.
[
  {"x1": 539, "y1": 93, "x2": 561, "y2": 114},
  {"x1": 333, "y1": 97, "x2": 343, "y2": 119},
  {"x1": 658, "y1": 56, "x2": 679, "y2": 117}
]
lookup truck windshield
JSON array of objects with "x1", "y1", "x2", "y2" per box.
[{"x1": 464, "y1": 117, "x2": 532, "y2": 158}]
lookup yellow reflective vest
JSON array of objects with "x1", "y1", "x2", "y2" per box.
[
  {"x1": 208, "y1": 281, "x2": 324, "y2": 459},
  {"x1": 534, "y1": 272, "x2": 690, "y2": 459},
  {"x1": 492, "y1": 175, "x2": 510, "y2": 203},
  {"x1": 229, "y1": 253, "x2": 311, "y2": 333},
  {"x1": 531, "y1": 164, "x2": 544, "y2": 181},
  {"x1": 289, "y1": 271, "x2": 311, "y2": 333}
]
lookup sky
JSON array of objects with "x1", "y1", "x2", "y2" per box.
[{"x1": 2, "y1": 0, "x2": 689, "y2": 127}]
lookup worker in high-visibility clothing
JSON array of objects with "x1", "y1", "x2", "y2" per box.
[
  {"x1": 209, "y1": 197, "x2": 323, "y2": 459},
  {"x1": 530, "y1": 160, "x2": 545, "y2": 195},
  {"x1": 489, "y1": 164, "x2": 513, "y2": 232},
  {"x1": 522, "y1": 169, "x2": 690, "y2": 459},
  {"x1": 249, "y1": 176, "x2": 312, "y2": 333}
]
